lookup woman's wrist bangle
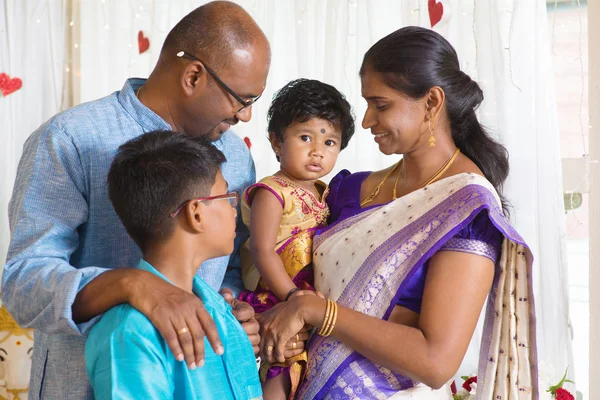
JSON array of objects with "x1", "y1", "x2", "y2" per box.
[
  {"x1": 317, "y1": 299, "x2": 332, "y2": 335},
  {"x1": 323, "y1": 301, "x2": 338, "y2": 336},
  {"x1": 318, "y1": 299, "x2": 338, "y2": 337},
  {"x1": 285, "y1": 287, "x2": 301, "y2": 301}
]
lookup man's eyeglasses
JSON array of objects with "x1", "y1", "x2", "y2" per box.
[
  {"x1": 170, "y1": 192, "x2": 240, "y2": 218},
  {"x1": 176, "y1": 50, "x2": 261, "y2": 113}
]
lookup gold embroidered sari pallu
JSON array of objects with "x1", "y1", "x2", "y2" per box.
[{"x1": 296, "y1": 173, "x2": 538, "y2": 400}]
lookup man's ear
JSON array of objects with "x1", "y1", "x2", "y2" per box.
[{"x1": 180, "y1": 60, "x2": 208, "y2": 96}]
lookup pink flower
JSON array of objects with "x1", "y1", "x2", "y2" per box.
[
  {"x1": 462, "y1": 376, "x2": 477, "y2": 392},
  {"x1": 555, "y1": 388, "x2": 575, "y2": 400},
  {"x1": 547, "y1": 367, "x2": 574, "y2": 399}
]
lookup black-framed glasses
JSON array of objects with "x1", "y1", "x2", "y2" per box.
[
  {"x1": 170, "y1": 192, "x2": 240, "y2": 218},
  {"x1": 176, "y1": 50, "x2": 261, "y2": 113}
]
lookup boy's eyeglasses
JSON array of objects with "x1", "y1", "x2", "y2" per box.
[
  {"x1": 176, "y1": 50, "x2": 261, "y2": 113},
  {"x1": 170, "y1": 192, "x2": 240, "y2": 218}
]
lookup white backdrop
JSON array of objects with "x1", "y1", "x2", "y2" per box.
[
  {"x1": 0, "y1": 0, "x2": 67, "y2": 264},
  {"x1": 1, "y1": 0, "x2": 574, "y2": 386}
]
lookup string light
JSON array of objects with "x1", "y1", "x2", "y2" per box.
[
  {"x1": 507, "y1": 0, "x2": 522, "y2": 92},
  {"x1": 69, "y1": 21, "x2": 74, "y2": 27}
]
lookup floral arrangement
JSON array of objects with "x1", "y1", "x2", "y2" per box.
[{"x1": 451, "y1": 368, "x2": 576, "y2": 400}]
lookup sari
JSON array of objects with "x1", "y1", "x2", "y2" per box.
[{"x1": 297, "y1": 173, "x2": 538, "y2": 400}]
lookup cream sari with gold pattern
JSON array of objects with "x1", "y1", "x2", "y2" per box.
[{"x1": 297, "y1": 173, "x2": 537, "y2": 400}]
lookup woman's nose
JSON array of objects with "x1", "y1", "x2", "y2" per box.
[{"x1": 362, "y1": 108, "x2": 375, "y2": 130}]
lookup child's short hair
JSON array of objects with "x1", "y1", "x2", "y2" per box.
[
  {"x1": 107, "y1": 130, "x2": 226, "y2": 250},
  {"x1": 267, "y1": 78, "x2": 355, "y2": 150}
]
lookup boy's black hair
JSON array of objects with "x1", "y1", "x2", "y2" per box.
[
  {"x1": 267, "y1": 78, "x2": 355, "y2": 151},
  {"x1": 107, "y1": 130, "x2": 226, "y2": 251}
]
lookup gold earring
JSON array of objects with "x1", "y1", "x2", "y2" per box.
[{"x1": 428, "y1": 119, "x2": 436, "y2": 148}]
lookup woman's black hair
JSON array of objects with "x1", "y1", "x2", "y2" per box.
[{"x1": 361, "y1": 26, "x2": 510, "y2": 214}]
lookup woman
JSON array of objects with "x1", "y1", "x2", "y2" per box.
[{"x1": 258, "y1": 26, "x2": 538, "y2": 399}]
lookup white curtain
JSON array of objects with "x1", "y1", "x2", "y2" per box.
[
  {"x1": 2, "y1": 0, "x2": 573, "y2": 387},
  {"x1": 0, "y1": 0, "x2": 67, "y2": 266}
]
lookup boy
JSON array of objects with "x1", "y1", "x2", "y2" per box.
[{"x1": 85, "y1": 130, "x2": 262, "y2": 399}]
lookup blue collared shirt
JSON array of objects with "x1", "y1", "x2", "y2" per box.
[
  {"x1": 2, "y1": 78, "x2": 255, "y2": 399},
  {"x1": 85, "y1": 260, "x2": 262, "y2": 400}
]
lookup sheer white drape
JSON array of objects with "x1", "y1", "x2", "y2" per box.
[
  {"x1": 0, "y1": 0, "x2": 67, "y2": 266},
  {"x1": 2, "y1": 0, "x2": 573, "y2": 385}
]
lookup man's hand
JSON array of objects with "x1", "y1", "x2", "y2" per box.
[
  {"x1": 127, "y1": 271, "x2": 223, "y2": 370},
  {"x1": 220, "y1": 288, "x2": 260, "y2": 355}
]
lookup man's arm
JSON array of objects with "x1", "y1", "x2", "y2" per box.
[{"x1": 2, "y1": 122, "x2": 109, "y2": 334}]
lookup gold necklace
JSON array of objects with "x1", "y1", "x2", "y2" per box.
[
  {"x1": 420, "y1": 148, "x2": 460, "y2": 188},
  {"x1": 360, "y1": 161, "x2": 402, "y2": 207},
  {"x1": 360, "y1": 148, "x2": 461, "y2": 207}
]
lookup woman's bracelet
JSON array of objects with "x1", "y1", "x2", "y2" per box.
[
  {"x1": 318, "y1": 299, "x2": 338, "y2": 337},
  {"x1": 285, "y1": 287, "x2": 301, "y2": 301}
]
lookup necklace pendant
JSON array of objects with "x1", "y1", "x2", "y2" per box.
[{"x1": 428, "y1": 135, "x2": 437, "y2": 147}]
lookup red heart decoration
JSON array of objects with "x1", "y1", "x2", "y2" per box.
[
  {"x1": 138, "y1": 31, "x2": 150, "y2": 54},
  {"x1": 428, "y1": 0, "x2": 444, "y2": 28},
  {"x1": 243, "y1": 137, "x2": 252, "y2": 149},
  {"x1": 0, "y1": 73, "x2": 23, "y2": 97}
]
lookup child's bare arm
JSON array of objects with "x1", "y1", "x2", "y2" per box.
[{"x1": 249, "y1": 188, "x2": 297, "y2": 301}]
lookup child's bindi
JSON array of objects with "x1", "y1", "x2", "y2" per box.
[{"x1": 320, "y1": 128, "x2": 326, "y2": 134}]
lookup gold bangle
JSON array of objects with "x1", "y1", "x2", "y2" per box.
[
  {"x1": 318, "y1": 299, "x2": 332, "y2": 336},
  {"x1": 322, "y1": 301, "x2": 338, "y2": 337},
  {"x1": 323, "y1": 301, "x2": 337, "y2": 336},
  {"x1": 319, "y1": 299, "x2": 333, "y2": 336},
  {"x1": 320, "y1": 299, "x2": 332, "y2": 335}
]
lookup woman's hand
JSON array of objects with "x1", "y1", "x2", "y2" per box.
[{"x1": 257, "y1": 295, "x2": 324, "y2": 363}]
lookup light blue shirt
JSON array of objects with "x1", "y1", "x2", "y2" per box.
[
  {"x1": 85, "y1": 260, "x2": 262, "y2": 400},
  {"x1": 2, "y1": 78, "x2": 255, "y2": 399}
]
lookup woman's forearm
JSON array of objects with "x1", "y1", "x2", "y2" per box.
[{"x1": 301, "y1": 296, "x2": 456, "y2": 389}]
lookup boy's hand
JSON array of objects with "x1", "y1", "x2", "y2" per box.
[
  {"x1": 127, "y1": 271, "x2": 223, "y2": 370},
  {"x1": 221, "y1": 288, "x2": 261, "y2": 356}
]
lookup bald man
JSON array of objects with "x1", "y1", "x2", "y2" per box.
[{"x1": 3, "y1": 2, "x2": 269, "y2": 399}]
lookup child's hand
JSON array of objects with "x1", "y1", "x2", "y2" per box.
[{"x1": 288, "y1": 289, "x2": 318, "y2": 300}]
